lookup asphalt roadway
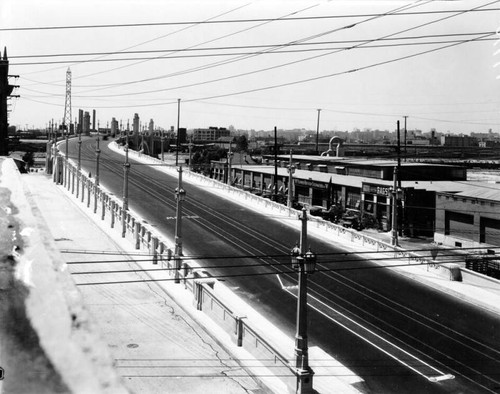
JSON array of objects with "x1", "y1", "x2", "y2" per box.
[{"x1": 66, "y1": 137, "x2": 500, "y2": 394}]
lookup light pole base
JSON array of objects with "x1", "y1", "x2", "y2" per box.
[{"x1": 296, "y1": 367, "x2": 314, "y2": 393}]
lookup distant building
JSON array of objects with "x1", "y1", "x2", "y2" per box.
[
  {"x1": 441, "y1": 134, "x2": 477, "y2": 147},
  {"x1": 133, "y1": 113, "x2": 140, "y2": 148},
  {"x1": 111, "y1": 118, "x2": 118, "y2": 136},
  {"x1": 83, "y1": 111, "x2": 90, "y2": 135},
  {"x1": 78, "y1": 109, "x2": 83, "y2": 135},
  {"x1": 149, "y1": 119, "x2": 154, "y2": 132},
  {"x1": 193, "y1": 127, "x2": 230, "y2": 142}
]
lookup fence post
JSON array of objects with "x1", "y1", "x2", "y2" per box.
[
  {"x1": 152, "y1": 237, "x2": 159, "y2": 264},
  {"x1": 87, "y1": 179, "x2": 91, "y2": 208},
  {"x1": 135, "y1": 221, "x2": 141, "y2": 249},
  {"x1": 194, "y1": 281, "x2": 203, "y2": 310},
  {"x1": 110, "y1": 200, "x2": 115, "y2": 228},
  {"x1": 235, "y1": 316, "x2": 246, "y2": 347},
  {"x1": 101, "y1": 193, "x2": 106, "y2": 220}
]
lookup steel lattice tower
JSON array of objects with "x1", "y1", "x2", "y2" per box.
[{"x1": 62, "y1": 67, "x2": 72, "y2": 133}]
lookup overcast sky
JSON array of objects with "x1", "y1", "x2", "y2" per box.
[{"x1": 2, "y1": 0, "x2": 499, "y2": 134}]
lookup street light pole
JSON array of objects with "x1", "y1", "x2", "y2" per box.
[
  {"x1": 174, "y1": 166, "x2": 186, "y2": 283},
  {"x1": 176, "y1": 98, "x2": 181, "y2": 166},
  {"x1": 161, "y1": 130, "x2": 165, "y2": 162},
  {"x1": 290, "y1": 208, "x2": 315, "y2": 394},
  {"x1": 287, "y1": 149, "x2": 295, "y2": 208},
  {"x1": 64, "y1": 126, "x2": 69, "y2": 187},
  {"x1": 94, "y1": 133, "x2": 101, "y2": 213},
  {"x1": 76, "y1": 127, "x2": 82, "y2": 198},
  {"x1": 315, "y1": 109, "x2": 321, "y2": 155},
  {"x1": 391, "y1": 166, "x2": 401, "y2": 247},
  {"x1": 95, "y1": 132, "x2": 100, "y2": 186},
  {"x1": 122, "y1": 143, "x2": 130, "y2": 238},
  {"x1": 227, "y1": 143, "x2": 233, "y2": 185}
]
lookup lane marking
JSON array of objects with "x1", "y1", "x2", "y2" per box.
[{"x1": 278, "y1": 275, "x2": 454, "y2": 383}]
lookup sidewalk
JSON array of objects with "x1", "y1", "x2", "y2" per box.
[{"x1": 20, "y1": 170, "x2": 268, "y2": 394}]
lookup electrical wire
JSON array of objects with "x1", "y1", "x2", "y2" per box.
[
  {"x1": 2, "y1": 7, "x2": 498, "y2": 31},
  {"x1": 73, "y1": 258, "x2": 485, "y2": 286}
]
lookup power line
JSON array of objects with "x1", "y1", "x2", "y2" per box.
[
  {"x1": 9, "y1": 32, "x2": 495, "y2": 60},
  {"x1": 72, "y1": 258, "x2": 473, "y2": 287},
  {"x1": 2, "y1": 7, "x2": 498, "y2": 31},
  {"x1": 12, "y1": 36, "x2": 494, "y2": 67},
  {"x1": 25, "y1": 1, "x2": 494, "y2": 105},
  {"x1": 20, "y1": 1, "x2": 424, "y2": 90}
]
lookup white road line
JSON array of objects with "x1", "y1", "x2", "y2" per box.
[{"x1": 279, "y1": 276, "x2": 454, "y2": 383}]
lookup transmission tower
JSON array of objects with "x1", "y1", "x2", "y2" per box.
[{"x1": 62, "y1": 68, "x2": 72, "y2": 133}]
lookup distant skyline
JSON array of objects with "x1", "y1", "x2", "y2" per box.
[{"x1": 2, "y1": 0, "x2": 499, "y2": 134}]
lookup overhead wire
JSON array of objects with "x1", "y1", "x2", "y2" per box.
[
  {"x1": 2, "y1": 7, "x2": 498, "y2": 31},
  {"x1": 21, "y1": 1, "x2": 496, "y2": 109},
  {"x1": 12, "y1": 36, "x2": 496, "y2": 67},
  {"x1": 64, "y1": 0, "x2": 428, "y2": 95}
]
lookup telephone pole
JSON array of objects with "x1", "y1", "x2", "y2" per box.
[
  {"x1": 315, "y1": 109, "x2": 321, "y2": 155},
  {"x1": 403, "y1": 115, "x2": 408, "y2": 160},
  {"x1": 0, "y1": 47, "x2": 19, "y2": 156}
]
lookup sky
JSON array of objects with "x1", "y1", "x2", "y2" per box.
[{"x1": 1, "y1": 0, "x2": 499, "y2": 135}]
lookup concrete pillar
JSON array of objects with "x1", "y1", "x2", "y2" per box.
[
  {"x1": 135, "y1": 221, "x2": 141, "y2": 249},
  {"x1": 194, "y1": 281, "x2": 203, "y2": 310},
  {"x1": 110, "y1": 200, "x2": 115, "y2": 228},
  {"x1": 152, "y1": 237, "x2": 159, "y2": 264},
  {"x1": 234, "y1": 316, "x2": 247, "y2": 347},
  {"x1": 101, "y1": 193, "x2": 106, "y2": 220}
]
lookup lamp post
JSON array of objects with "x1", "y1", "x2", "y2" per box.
[
  {"x1": 160, "y1": 130, "x2": 165, "y2": 162},
  {"x1": 174, "y1": 166, "x2": 186, "y2": 283},
  {"x1": 76, "y1": 127, "x2": 82, "y2": 198},
  {"x1": 94, "y1": 133, "x2": 101, "y2": 213},
  {"x1": 391, "y1": 166, "x2": 402, "y2": 247},
  {"x1": 64, "y1": 125, "x2": 69, "y2": 187},
  {"x1": 315, "y1": 109, "x2": 321, "y2": 155},
  {"x1": 290, "y1": 208, "x2": 316, "y2": 393},
  {"x1": 188, "y1": 139, "x2": 194, "y2": 172},
  {"x1": 122, "y1": 143, "x2": 130, "y2": 238},
  {"x1": 227, "y1": 144, "x2": 233, "y2": 185},
  {"x1": 287, "y1": 149, "x2": 295, "y2": 208}
]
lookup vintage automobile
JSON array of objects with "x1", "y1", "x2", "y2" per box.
[{"x1": 340, "y1": 209, "x2": 363, "y2": 230}]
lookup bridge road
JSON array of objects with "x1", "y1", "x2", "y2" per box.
[{"x1": 65, "y1": 137, "x2": 500, "y2": 394}]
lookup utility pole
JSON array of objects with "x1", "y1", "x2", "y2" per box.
[
  {"x1": 315, "y1": 109, "x2": 321, "y2": 155},
  {"x1": 76, "y1": 126, "x2": 82, "y2": 198},
  {"x1": 391, "y1": 166, "x2": 400, "y2": 247},
  {"x1": 274, "y1": 126, "x2": 278, "y2": 200},
  {"x1": 176, "y1": 98, "x2": 181, "y2": 166},
  {"x1": 94, "y1": 133, "x2": 101, "y2": 213},
  {"x1": 403, "y1": 115, "x2": 408, "y2": 161},
  {"x1": 122, "y1": 143, "x2": 130, "y2": 238},
  {"x1": 0, "y1": 47, "x2": 19, "y2": 156},
  {"x1": 64, "y1": 126, "x2": 69, "y2": 188},
  {"x1": 188, "y1": 138, "x2": 194, "y2": 172},
  {"x1": 396, "y1": 120, "x2": 401, "y2": 189},
  {"x1": 227, "y1": 142, "x2": 233, "y2": 185},
  {"x1": 174, "y1": 166, "x2": 186, "y2": 283},
  {"x1": 287, "y1": 150, "x2": 295, "y2": 208},
  {"x1": 160, "y1": 129, "x2": 165, "y2": 162},
  {"x1": 290, "y1": 208, "x2": 316, "y2": 393}
]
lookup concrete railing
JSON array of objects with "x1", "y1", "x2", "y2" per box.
[
  {"x1": 110, "y1": 143, "x2": 459, "y2": 280},
  {"x1": 56, "y1": 154, "x2": 299, "y2": 393}
]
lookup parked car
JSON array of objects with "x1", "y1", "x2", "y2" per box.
[
  {"x1": 309, "y1": 205, "x2": 325, "y2": 217},
  {"x1": 340, "y1": 209, "x2": 363, "y2": 230},
  {"x1": 320, "y1": 205, "x2": 343, "y2": 223}
]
